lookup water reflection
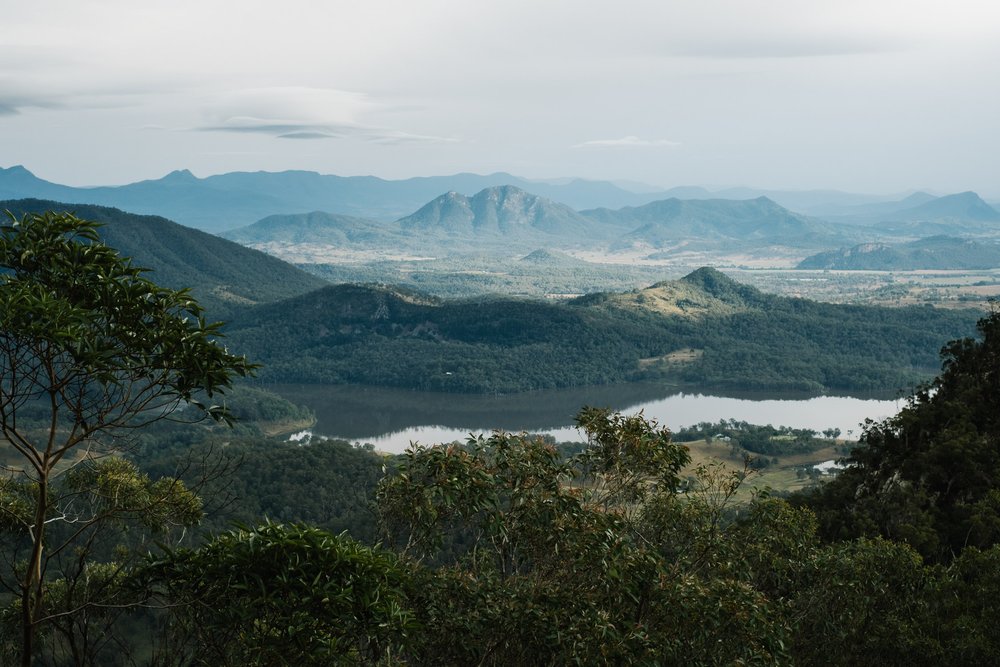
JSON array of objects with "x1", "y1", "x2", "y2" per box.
[{"x1": 266, "y1": 383, "x2": 905, "y2": 454}]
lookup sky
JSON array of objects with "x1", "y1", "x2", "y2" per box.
[{"x1": 2, "y1": 0, "x2": 999, "y2": 196}]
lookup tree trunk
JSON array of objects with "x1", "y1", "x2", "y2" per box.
[{"x1": 21, "y1": 471, "x2": 48, "y2": 667}]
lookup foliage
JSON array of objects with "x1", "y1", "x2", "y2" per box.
[
  {"x1": 674, "y1": 419, "x2": 833, "y2": 456},
  {"x1": 798, "y1": 308, "x2": 1000, "y2": 562},
  {"x1": 133, "y1": 432, "x2": 386, "y2": 544},
  {"x1": 130, "y1": 398, "x2": 1000, "y2": 666},
  {"x1": 0, "y1": 199, "x2": 328, "y2": 320},
  {"x1": 0, "y1": 210, "x2": 254, "y2": 665},
  {"x1": 0, "y1": 457, "x2": 203, "y2": 666},
  {"x1": 927, "y1": 545, "x2": 1000, "y2": 661},
  {"x1": 376, "y1": 410, "x2": 790, "y2": 665},
  {"x1": 210, "y1": 384, "x2": 314, "y2": 432},
  {"x1": 790, "y1": 538, "x2": 934, "y2": 665},
  {"x1": 143, "y1": 522, "x2": 415, "y2": 666},
  {"x1": 224, "y1": 272, "x2": 975, "y2": 394}
]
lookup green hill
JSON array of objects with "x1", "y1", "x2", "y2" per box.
[
  {"x1": 224, "y1": 268, "x2": 976, "y2": 394},
  {"x1": 0, "y1": 199, "x2": 328, "y2": 319},
  {"x1": 798, "y1": 236, "x2": 1000, "y2": 270}
]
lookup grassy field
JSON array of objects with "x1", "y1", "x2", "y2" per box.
[{"x1": 677, "y1": 436, "x2": 847, "y2": 499}]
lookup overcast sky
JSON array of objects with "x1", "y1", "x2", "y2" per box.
[{"x1": 2, "y1": 0, "x2": 998, "y2": 195}]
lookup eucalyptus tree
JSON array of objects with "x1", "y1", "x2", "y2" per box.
[{"x1": 0, "y1": 211, "x2": 254, "y2": 665}]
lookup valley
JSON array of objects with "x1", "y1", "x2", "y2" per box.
[{"x1": 7, "y1": 5, "x2": 1000, "y2": 663}]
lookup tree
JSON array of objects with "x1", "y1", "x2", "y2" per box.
[
  {"x1": 0, "y1": 211, "x2": 254, "y2": 665},
  {"x1": 799, "y1": 308, "x2": 1000, "y2": 563},
  {"x1": 144, "y1": 522, "x2": 415, "y2": 666},
  {"x1": 375, "y1": 411, "x2": 790, "y2": 665}
]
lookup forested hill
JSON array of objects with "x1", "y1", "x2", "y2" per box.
[
  {"x1": 797, "y1": 236, "x2": 1000, "y2": 270},
  {"x1": 224, "y1": 268, "x2": 977, "y2": 393},
  {"x1": 1, "y1": 199, "x2": 328, "y2": 319}
]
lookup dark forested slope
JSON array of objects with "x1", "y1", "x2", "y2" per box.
[
  {"x1": 1, "y1": 199, "x2": 328, "y2": 318},
  {"x1": 225, "y1": 268, "x2": 976, "y2": 393}
]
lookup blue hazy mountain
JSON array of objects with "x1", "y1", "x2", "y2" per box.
[
  {"x1": 813, "y1": 191, "x2": 1000, "y2": 227},
  {"x1": 581, "y1": 196, "x2": 855, "y2": 248},
  {"x1": 222, "y1": 211, "x2": 406, "y2": 246},
  {"x1": 399, "y1": 186, "x2": 604, "y2": 238},
  {"x1": 797, "y1": 236, "x2": 1000, "y2": 270},
  {"x1": 896, "y1": 192, "x2": 1000, "y2": 222},
  {"x1": 0, "y1": 165, "x2": 666, "y2": 232},
  {"x1": 226, "y1": 187, "x2": 855, "y2": 252}
]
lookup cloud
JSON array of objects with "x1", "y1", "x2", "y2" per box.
[
  {"x1": 277, "y1": 131, "x2": 336, "y2": 140},
  {"x1": 0, "y1": 94, "x2": 63, "y2": 115},
  {"x1": 669, "y1": 35, "x2": 909, "y2": 59},
  {"x1": 198, "y1": 117, "x2": 456, "y2": 144},
  {"x1": 193, "y1": 87, "x2": 458, "y2": 144},
  {"x1": 366, "y1": 130, "x2": 460, "y2": 145},
  {"x1": 572, "y1": 136, "x2": 680, "y2": 149}
]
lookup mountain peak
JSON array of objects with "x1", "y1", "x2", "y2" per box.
[
  {"x1": 681, "y1": 267, "x2": 736, "y2": 289},
  {"x1": 161, "y1": 169, "x2": 197, "y2": 182},
  {"x1": 0, "y1": 165, "x2": 42, "y2": 183},
  {"x1": 904, "y1": 190, "x2": 1000, "y2": 222},
  {"x1": 518, "y1": 248, "x2": 583, "y2": 266},
  {"x1": 679, "y1": 267, "x2": 762, "y2": 304},
  {"x1": 473, "y1": 184, "x2": 532, "y2": 201},
  {"x1": 400, "y1": 185, "x2": 593, "y2": 238}
]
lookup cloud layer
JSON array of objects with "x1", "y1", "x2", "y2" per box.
[
  {"x1": 0, "y1": 0, "x2": 997, "y2": 193},
  {"x1": 573, "y1": 136, "x2": 680, "y2": 149}
]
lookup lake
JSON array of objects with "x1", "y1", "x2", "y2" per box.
[{"x1": 267, "y1": 383, "x2": 906, "y2": 453}]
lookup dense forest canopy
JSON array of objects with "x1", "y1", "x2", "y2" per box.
[{"x1": 224, "y1": 269, "x2": 977, "y2": 394}]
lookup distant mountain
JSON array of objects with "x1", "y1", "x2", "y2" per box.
[
  {"x1": 664, "y1": 187, "x2": 906, "y2": 215},
  {"x1": 225, "y1": 267, "x2": 976, "y2": 394},
  {"x1": 0, "y1": 199, "x2": 328, "y2": 319},
  {"x1": 225, "y1": 189, "x2": 872, "y2": 257},
  {"x1": 0, "y1": 165, "x2": 665, "y2": 232},
  {"x1": 0, "y1": 165, "x2": 83, "y2": 201},
  {"x1": 399, "y1": 186, "x2": 601, "y2": 238},
  {"x1": 222, "y1": 211, "x2": 402, "y2": 246},
  {"x1": 581, "y1": 197, "x2": 851, "y2": 248},
  {"x1": 221, "y1": 186, "x2": 609, "y2": 254},
  {"x1": 815, "y1": 192, "x2": 939, "y2": 224},
  {"x1": 797, "y1": 236, "x2": 1000, "y2": 270},
  {"x1": 518, "y1": 249, "x2": 588, "y2": 268},
  {"x1": 820, "y1": 191, "x2": 1000, "y2": 229},
  {"x1": 895, "y1": 192, "x2": 1000, "y2": 222}
]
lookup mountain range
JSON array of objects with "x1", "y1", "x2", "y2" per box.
[
  {"x1": 580, "y1": 196, "x2": 853, "y2": 249},
  {"x1": 0, "y1": 165, "x2": 667, "y2": 232},
  {"x1": 4, "y1": 165, "x2": 998, "y2": 237},
  {"x1": 224, "y1": 186, "x2": 862, "y2": 254},
  {"x1": 810, "y1": 191, "x2": 1000, "y2": 229}
]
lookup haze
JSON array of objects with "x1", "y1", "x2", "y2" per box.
[{"x1": 2, "y1": 0, "x2": 998, "y2": 196}]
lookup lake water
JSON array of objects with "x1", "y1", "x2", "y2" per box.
[{"x1": 267, "y1": 383, "x2": 906, "y2": 454}]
